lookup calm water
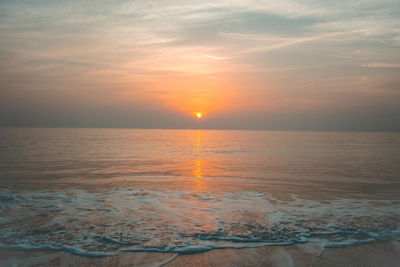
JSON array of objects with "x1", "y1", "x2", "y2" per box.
[{"x1": 0, "y1": 128, "x2": 399, "y2": 256}]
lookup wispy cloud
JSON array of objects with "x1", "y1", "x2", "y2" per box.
[
  {"x1": 222, "y1": 30, "x2": 365, "y2": 54},
  {"x1": 361, "y1": 63, "x2": 400, "y2": 68},
  {"x1": 203, "y1": 54, "x2": 224, "y2": 60}
]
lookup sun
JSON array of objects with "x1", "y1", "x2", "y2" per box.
[{"x1": 196, "y1": 112, "x2": 203, "y2": 119}]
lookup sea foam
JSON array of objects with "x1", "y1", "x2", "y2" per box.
[{"x1": 0, "y1": 188, "x2": 399, "y2": 256}]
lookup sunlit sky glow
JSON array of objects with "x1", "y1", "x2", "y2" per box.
[{"x1": 1, "y1": 0, "x2": 399, "y2": 131}]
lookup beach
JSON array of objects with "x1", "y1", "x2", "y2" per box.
[
  {"x1": 1, "y1": 240, "x2": 399, "y2": 266},
  {"x1": 2, "y1": 0, "x2": 400, "y2": 265}
]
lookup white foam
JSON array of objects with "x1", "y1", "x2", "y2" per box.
[{"x1": 0, "y1": 188, "x2": 399, "y2": 256}]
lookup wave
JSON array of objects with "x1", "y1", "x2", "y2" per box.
[{"x1": 0, "y1": 189, "x2": 399, "y2": 257}]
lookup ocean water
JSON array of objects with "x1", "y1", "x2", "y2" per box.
[{"x1": 0, "y1": 128, "x2": 399, "y2": 256}]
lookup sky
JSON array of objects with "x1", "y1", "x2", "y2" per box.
[{"x1": 1, "y1": 0, "x2": 400, "y2": 131}]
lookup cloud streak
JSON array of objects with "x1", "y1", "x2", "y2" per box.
[
  {"x1": 203, "y1": 54, "x2": 224, "y2": 60},
  {"x1": 362, "y1": 63, "x2": 400, "y2": 68}
]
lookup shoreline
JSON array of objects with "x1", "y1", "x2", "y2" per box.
[{"x1": 1, "y1": 240, "x2": 399, "y2": 266}]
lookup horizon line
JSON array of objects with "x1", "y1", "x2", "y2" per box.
[{"x1": 1, "y1": 125, "x2": 399, "y2": 134}]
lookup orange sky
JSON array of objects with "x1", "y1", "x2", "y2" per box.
[{"x1": 0, "y1": 0, "x2": 400, "y2": 130}]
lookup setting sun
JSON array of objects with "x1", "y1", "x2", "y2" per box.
[{"x1": 196, "y1": 112, "x2": 203, "y2": 119}]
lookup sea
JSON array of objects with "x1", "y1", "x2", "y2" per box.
[{"x1": 0, "y1": 127, "x2": 399, "y2": 256}]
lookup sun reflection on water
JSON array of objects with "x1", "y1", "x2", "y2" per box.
[
  {"x1": 193, "y1": 131, "x2": 208, "y2": 192},
  {"x1": 195, "y1": 160, "x2": 203, "y2": 179}
]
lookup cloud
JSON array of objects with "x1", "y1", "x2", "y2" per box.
[
  {"x1": 221, "y1": 30, "x2": 363, "y2": 54},
  {"x1": 203, "y1": 54, "x2": 224, "y2": 60},
  {"x1": 361, "y1": 63, "x2": 400, "y2": 68}
]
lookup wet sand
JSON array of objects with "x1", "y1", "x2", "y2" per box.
[{"x1": 1, "y1": 241, "x2": 399, "y2": 266}]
